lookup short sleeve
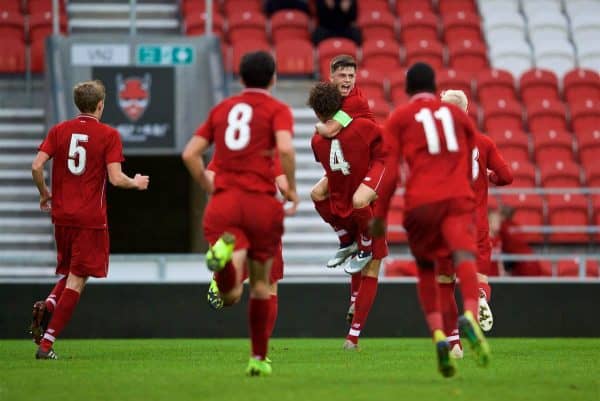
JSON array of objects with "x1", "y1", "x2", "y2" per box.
[
  {"x1": 194, "y1": 109, "x2": 214, "y2": 142},
  {"x1": 273, "y1": 105, "x2": 294, "y2": 134},
  {"x1": 38, "y1": 125, "x2": 57, "y2": 157},
  {"x1": 105, "y1": 128, "x2": 125, "y2": 164}
]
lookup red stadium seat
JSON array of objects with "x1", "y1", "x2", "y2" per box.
[
  {"x1": 357, "y1": 0, "x2": 392, "y2": 17},
  {"x1": 583, "y1": 160, "x2": 600, "y2": 187},
  {"x1": 563, "y1": 68, "x2": 600, "y2": 104},
  {"x1": 275, "y1": 38, "x2": 314, "y2": 76},
  {"x1": 519, "y1": 68, "x2": 560, "y2": 103},
  {"x1": 396, "y1": 0, "x2": 433, "y2": 16},
  {"x1": 556, "y1": 259, "x2": 599, "y2": 277},
  {"x1": 181, "y1": 0, "x2": 209, "y2": 17},
  {"x1": 26, "y1": 0, "x2": 66, "y2": 15},
  {"x1": 447, "y1": 38, "x2": 487, "y2": 72},
  {"x1": 0, "y1": 9, "x2": 25, "y2": 42},
  {"x1": 389, "y1": 69, "x2": 408, "y2": 105},
  {"x1": 587, "y1": 260, "x2": 600, "y2": 278},
  {"x1": 576, "y1": 129, "x2": 600, "y2": 167},
  {"x1": 442, "y1": 11, "x2": 482, "y2": 44},
  {"x1": 270, "y1": 9, "x2": 310, "y2": 43},
  {"x1": 366, "y1": 96, "x2": 392, "y2": 124},
  {"x1": 490, "y1": 129, "x2": 530, "y2": 163},
  {"x1": 356, "y1": 68, "x2": 387, "y2": 99},
  {"x1": 506, "y1": 160, "x2": 537, "y2": 187},
  {"x1": 539, "y1": 160, "x2": 582, "y2": 188},
  {"x1": 228, "y1": 39, "x2": 271, "y2": 74},
  {"x1": 532, "y1": 130, "x2": 574, "y2": 163},
  {"x1": 482, "y1": 98, "x2": 523, "y2": 132},
  {"x1": 361, "y1": 38, "x2": 401, "y2": 75},
  {"x1": 437, "y1": 69, "x2": 473, "y2": 98},
  {"x1": 404, "y1": 39, "x2": 444, "y2": 70},
  {"x1": 227, "y1": 10, "x2": 268, "y2": 43},
  {"x1": 387, "y1": 194, "x2": 407, "y2": 243},
  {"x1": 0, "y1": 1, "x2": 22, "y2": 12},
  {"x1": 438, "y1": 0, "x2": 477, "y2": 14},
  {"x1": 384, "y1": 259, "x2": 417, "y2": 276},
  {"x1": 594, "y1": 195, "x2": 600, "y2": 242},
  {"x1": 357, "y1": 9, "x2": 397, "y2": 42},
  {"x1": 223, "y1": 0, "x2": 262, "y2": 16},
  {"x1": 477, "y1": 69, "x2": 516, "y2": 103},
  {"x1": 317, "y1": 37, "x2": 358, "y2": 79},
  {"x1": 499, "y1": 193, "x2": 544, "y2": 242},
  {"x1": 526, "y1": 98, "x2": 568, "y2": 133},
  {"x1": 400, "y1": 10, "x2": 439, "y2": 43},
  {"x1": 30, "y1": 38, "x2": 46, "y2": 73},
  {"x1": 570, "y1": 99, "x2": 600, "y2": 134},
  {"x1": 184, "y1": 12, "x2": 224, "y2": 37},
  {"x1": 468, "y1": 102, "x2": 480, "y2": 127},
  {"x1": 0, "y1": 38, "x2": 25, "y2": 73},
  {"x1": 547, "y1": 194, "x2": 590, "y2": 243},
  {"x1": 28, "y1": 11, "x2": 67, "y2": 43}
]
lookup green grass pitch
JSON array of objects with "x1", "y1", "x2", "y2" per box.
[{"x1": 1, "y1": 339, "x2": 598, "y2": 401}]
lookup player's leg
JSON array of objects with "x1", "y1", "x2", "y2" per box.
[
  {"x1": 266, "y1": 244, "x2": 283, "y2": 338},
  {"x1": 344, "y1": 258, "x2": 380, "y2": 349},
  {"x1": 477, "y1": 239, "x2": 494, "y2": 332},
  {"x1": 437, "y1": 257, "x2": 462, "y2": 359},
  {"x1": 345, "y1": 183, "x2": 378, "y2": 273},
  {"x1": 246, "y1": 257, "x2": 273, "y2": 376},
  {"x1": 312, "y1": 177, "x2": 358, "y2": 267},
  {"x1": 30, "y1": 276, "x2": 66, "y2": 344}
]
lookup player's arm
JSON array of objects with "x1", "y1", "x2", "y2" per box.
[
  {"x1": 276, "y1": 129, "x2": 299, "y2": 215},
  {"x1": 31, "y1": 151, "x2": 52, "y2": 212},
  {"x1": 486, "y1": 139, "x2": 513, "y2": 186},
  {"x1": 315, "y1": 110, "x2": 352, "y2": 138},
  {"x1": 181, "y1": 136, "x2": 213, "y2": 193},
  {"x1": 107, "y1": 163, "x2": 149, "y2": 190}
]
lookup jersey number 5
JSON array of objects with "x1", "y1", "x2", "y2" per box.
[
  {"x1": 68, "y1": 133, "x2": 89, "y2": 175},
  {"x1": 415, "y1": 107, "x2": 458, "y2": 154},
  {"x1": 225, "y1": 103, "x2": 252, "y2": 150},
  {"x1": 329, "y1": 139, "x2": 350, "y2": 175}
]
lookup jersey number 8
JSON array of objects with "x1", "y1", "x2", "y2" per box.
[{"x1": 225, "y1": 103, "x2": 252, "y2": 150}]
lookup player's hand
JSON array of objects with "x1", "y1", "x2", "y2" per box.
[
  {"x1": 134, "y1": 174, "x2": 150, "y2": 190},
  {"x1": 39, "y1": 190, "x2": 51, "y2": 212},
  {"x1": 283, "y1": 188, "x2": 299, "y2": 216}
]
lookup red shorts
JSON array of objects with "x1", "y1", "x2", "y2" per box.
[
  {"x1": 404, "y1": 197, "x2": 477, "y2": 262},
  {"x1": 372, "y1": 157, "x2": 398, "y2": 220},
  {"x1": 55, "y1": 226, "x2": 109, "y2": 278},
  {"x1": 240, "y1": 241, "x2": 284, "y2": 283},
  {"x1": 203, "y1": 189, "x2": 284, "y2": 263},
  {"x1": 336, "y1": 211, "x2": 388, "y2": 259},
  {"x1": 437, "y1": 236, "x2": 493, "y2": 277}
]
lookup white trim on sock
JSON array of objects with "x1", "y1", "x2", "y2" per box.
[
  {"x1": 46, "y1": 298, "x2": 57, "y2": 307},
  {"x1": 43, "y1": 333, "x2": 56, "y2": 343},
  {"x1": 447, "y1": 335, "x2": 460, "y2": 342},
  {"x1": 348, "y1": 328, "x2": 361, "y2": 337}
]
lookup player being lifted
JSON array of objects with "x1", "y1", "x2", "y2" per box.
[
  {"x1": 385, "y1": 63, "x2": 490, "y2": 377},
  {"x1": 308, "y1": 82, "x2": 388, "y2": 349},
  {"x1": 29, "y1": 80, "x2": 150, "y2": 359},
  {"x1": 310, "y1": 55, "x2": 399, "y2": 323},
  {"x1": 439, "y1": 89, "x2": 513, "y2": 358},
  {"x1": 182, "y1": 51, "x2": 298, "y2": 376}
]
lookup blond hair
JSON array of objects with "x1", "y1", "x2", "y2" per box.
[{"x1": 441, "y1": 89, "x2": 468, "y2": 112}]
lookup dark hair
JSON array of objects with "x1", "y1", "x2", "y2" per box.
[
  {"x1": 330, "y1": 54, "x2": 357, "y2": 74},
  {"x1": 239, "y1": 51, "x2": 276, "y2": 89},
  {"x1": 73, "y1": 80, "x2": 105, "y2": 113},
  {"x1": 307, "y1": 82, "x2": 343, "y2": 121},
  {"x1": 405, "y1": 62, "x2": 437, "y2": 95}
]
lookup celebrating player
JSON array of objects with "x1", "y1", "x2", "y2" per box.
[
  {"x1": 29, "y1": 80, "x2": 150, "y2": 359},
  {"x1": 182, "y1": 51, "x2": 298, "y2": 376},
  {"x1": 308, "y1": 82, "x2": 388, "y2": 349},
  {"x1": 438, "y1": 89, "x2": 513, "y2": 358},
  {"x1": 385, "y1": 63, "x2": 490, "y2": 377}
]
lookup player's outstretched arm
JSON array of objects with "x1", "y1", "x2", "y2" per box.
[
  {"x1": 181, "y1": 136, "x2": 213, "y2": 193},
  {"x1": 275, "y1": 129, "x2": 299, "y2": 215},
  {"x1": 487, "y1": 140, "x2": 513, "y2": 186},
  {"x1": 107, "y1": 163, "x2": 149, "y2": 190},
  {"x1": 31, "y1": 151, "x2": 52, "y2": 212}
]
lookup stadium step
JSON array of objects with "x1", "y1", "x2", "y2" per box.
[
  {"x1": 0, "y1": 154, "x2": 36, "y2": 169},
  {"x1": 0, "y1": 217, "x2": 52, "y2": 234},
  {"x1": 0, "y1": 123, "x2": 44, "y2": 140}
]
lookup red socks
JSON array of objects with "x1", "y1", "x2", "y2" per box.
[
  {"x1": 215, "y1": 261, "x2": 237, "y2": 294},
  {"x1": 347, "y1": 276, "x2": 378, "y2": 344},
  {"x1": 45, "y1": 276, "x2": 67, "y2": 313},
  {"x1": 416, "y1": 268, "x2": 443, "y2": 334},
  {"x1": 352, "y1": 206, "x2": 373, "y2": 253},
  {"x1": 439, "y1": 282, "x2": 459, "y2": 337},
  {"x1": 350, "y1": 273, "x2": 361, "y2": 304},
  {"x1": 39, "y1": 288, "x2": 80, "y2": 352},
  {"x1": 314, "y1": 199, "x2": 353, "y2": 245},
  {"x1": 248, "y1": 297, "x2": 270, "y2": 360},
  {"x1": 266, "y1": 295, "x2": 278, "y2": 338},
  {"x1": 455, "y1": 260, "x2": 480, "y2": 319},
  {"x1": 479, "y1": 281, "x2": 492, "y2": 301}
]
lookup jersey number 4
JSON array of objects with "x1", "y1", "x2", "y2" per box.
[
  {"x1": 415, "y1": 107, "x2": 458, "y2": 154},
  {"x1": 329, "y1": 139, "x2": 350, "y2": 175},
  {"x1": 225, "y1": 103, "x2": 252, "y2": 150},
  {"x1": 68, "y1": 133, "x2": 89, "y2": 175}
]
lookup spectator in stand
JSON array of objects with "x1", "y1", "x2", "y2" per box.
[
  {"x1": 312, "y1": 0, "x2": 362, "y2": 46},
  {"x1": 492, "y1": 206, "x2": 543, "y2": 276},
  {"x1": 264, "y1": 0, "x2": 310, "y2": 16}
]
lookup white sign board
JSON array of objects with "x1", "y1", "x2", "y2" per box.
[{"x1": 71, "y1": 44, "x2": 130, "y2": 66}]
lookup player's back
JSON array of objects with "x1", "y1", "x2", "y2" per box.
[
  {"x1": 45, "y1": 115, "x2": 122, "y2": 228},
  {"x1": 206, "y1": 89, "x2": 292, "y2": 195},
  {"x1": 312, "y1": 118, "x2": 381, "y2": 217},
  {"x1": 386, "y1": 94, "x2": 475, "y2": 210},
  {"x1": 342, "y1": 87, "x2": 375, "y2": 122}
]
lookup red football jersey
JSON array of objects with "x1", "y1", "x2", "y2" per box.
[
  {"x1": 39, "y1": 114, "x2": 124, "y2": 229},
  {"x1": 472, "y1": 133, "x2": 513, "y2": 239},
  {"x1": 312, "y1": 118, "x2": 386, "y2": 217},
  {"x1": 385, "y1": 93, "x2": 477, "y2": 210},
  {"x1": 342, "y1": 87, "x2": 376, "y2": 121},
  {"x1": 195, "y1": 89, "x2": 293, "y2": 195}
]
